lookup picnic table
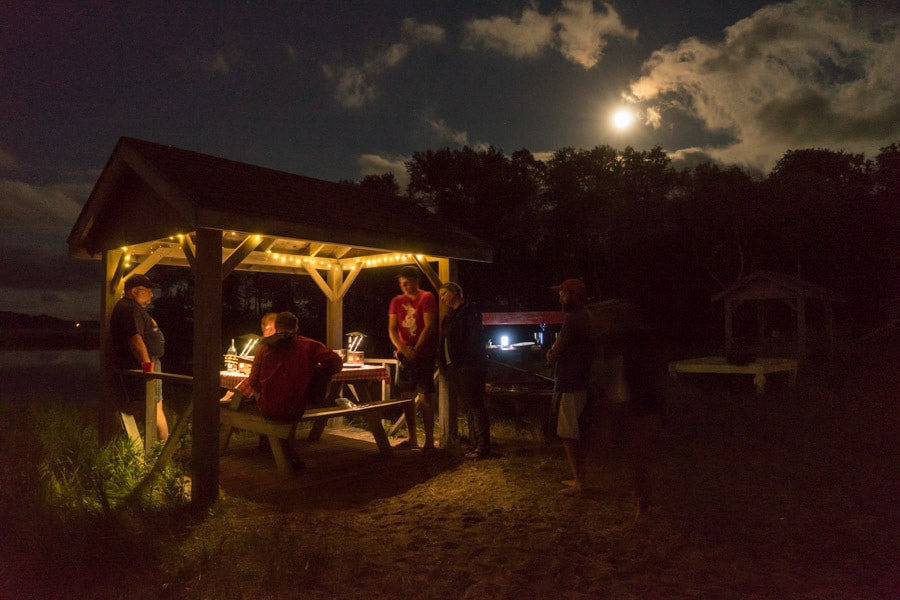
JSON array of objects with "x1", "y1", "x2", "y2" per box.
[{"x1": 218, "y1": 363, "x2": 412, "y2": 473}]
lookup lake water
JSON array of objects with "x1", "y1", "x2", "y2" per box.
[{"x1": 0, "y1": 349, "x2": 100, "y2": 405}]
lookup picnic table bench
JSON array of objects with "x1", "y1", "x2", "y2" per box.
[{"x1": 218, "y1": 398, "x2": 413, "y2": 473}]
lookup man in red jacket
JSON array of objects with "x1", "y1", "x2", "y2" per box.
[{"x1": 249, "y1": 311, "x2": 343, "y2": 469}]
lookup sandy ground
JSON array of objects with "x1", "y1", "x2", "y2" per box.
[
  {"x1": 182, "y1": 367, "x2": 898, "y2": 599},
  {"x1": 2, "y1": 350, "x2": 897, "y2": 599}
]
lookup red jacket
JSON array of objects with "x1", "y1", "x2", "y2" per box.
[{"x1": 249, "y1": 333, "x2": 343, "y2": 421}]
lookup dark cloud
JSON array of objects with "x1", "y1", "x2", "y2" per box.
[{"x1": 0, "y1": 245, "x2": 100, "y2": 291}]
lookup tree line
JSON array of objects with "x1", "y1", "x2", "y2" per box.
[
  {"x1": 151, "y1": 142, "x2": 898, "y2": 368},
  {"x1": 349, "y1": 142, "x2": 899, "y2": 345}
]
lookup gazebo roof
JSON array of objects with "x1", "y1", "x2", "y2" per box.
[
  {"x1": 711, "y1": 270, "x2": 846, "y2": 304},
  {"x1": 68, "y1": 136, "x2": 492, "y2": 271}
]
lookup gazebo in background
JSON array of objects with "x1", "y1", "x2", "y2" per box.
[
  {"x1": 68, "y1": 137, "x2": 492, "y2": 508},
  {"x1": 669, "y1": 271, "x2": 845, "y2": 394},
  {"x1": 710, "y1": 270, "x2": 846, "y2": 361}
]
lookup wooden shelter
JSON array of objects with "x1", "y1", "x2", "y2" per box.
[
  {"x1": 710, "y1": 270, "x2": 845, "y2": 360},
  {"x1": 68, "y1": 136, "x2": 492, "y2": 507}
]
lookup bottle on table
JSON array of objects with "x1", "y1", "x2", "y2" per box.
[{"x1": 225, "y1": 338, "x2": 238, "y2": 371}]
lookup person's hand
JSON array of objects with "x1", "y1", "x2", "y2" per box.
[{"x1": 141, "y1": 361, "x2": 154, "y2": 373}]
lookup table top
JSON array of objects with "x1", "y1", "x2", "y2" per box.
[
  {"x1": 331, "y1": 364, "x2": 390, "y2": 382},
  {"x1": 220, "y1": 363, "x2": 390, "y2": 389},
  {"x1": 668, "y1": 356, "x2": 798, "y2": 375}
]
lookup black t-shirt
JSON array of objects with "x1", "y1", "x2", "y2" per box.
[
  {"x1": 110, "y1": 297, "x2": 165, "y2": 369},
  {"x1": 553, "y1": 306, "x2": 594, "y2": 392}
]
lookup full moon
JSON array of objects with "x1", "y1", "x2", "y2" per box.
[{"x1": 612, "y1": 108, "x2": 635, "y2": 130}]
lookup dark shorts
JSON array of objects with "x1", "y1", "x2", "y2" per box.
[{"x1": 398, "y1": 355, "x2": 436, "y2": 394}]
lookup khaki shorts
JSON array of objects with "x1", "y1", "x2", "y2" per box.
[{"x1": 557, "y1": 390, "x2": 588, "y2": 440}]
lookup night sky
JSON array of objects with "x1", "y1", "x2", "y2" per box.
[{"x1": 1, "y1": 0, "x2": 897, "y2": 320}]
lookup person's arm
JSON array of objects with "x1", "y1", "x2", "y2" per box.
[
  {"x1": 388, "y1": 313, "x2": 414, "y2": 360},
  {"x1": 415, "y1": 309, "x2": 437, "y2": 356},
  {"x1": 128, "y1": 333, "x2": 154, "y2": 371},
  {"x1": 463, "y1": 305, "x2": 485, "y2": 361},
  {"x1": 546, "y1": 321, "x2": 572, "y2": 364},
  {"x1": 248, "y1": 347, "x2": 265, "y2": 392},
  {"x1": 317, "y1": 346, "x2": 344, "y2": 376}
]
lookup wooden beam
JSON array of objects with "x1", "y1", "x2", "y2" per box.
[
  {"x1": 413, "y1": 256, "x2": 441, "y2": 291},
  {"x1": 180, "y1": 234, "x2": 197, "y2": 269},
  {"x1": 305, "y1": 265, "x2": 335, "y2": 303},
  {"x1": 221, "y1": 233, "x2": 263, "y2": 278},
  {"x1": 191, "y1": 227, "x2": 222, "y2": 509},
  {"x1": 335, "y1": 262, "x2": 363, "y2": 300},
  {"x1": 109, "y1": 251, "x2": 127, "y2": 294},
  {"x1": 481, "y1": 311, "x2": 565, "y2": 325}
]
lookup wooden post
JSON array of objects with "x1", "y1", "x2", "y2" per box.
[
  {"x1": 437, "y1": 258, "x2": 453, "y2": 449},
  {"x1": 192, "y1": 228, "x2": 222, "y2": 509},
  {"x1": 326, "y1": 267, "x2": 343, "y2": 350},
  {"x1": 797, "y1": 296, "x2": 807, "y2": 359},
  {"x1": 99, "y1": 250, "x2": 123, "y2": 442}
]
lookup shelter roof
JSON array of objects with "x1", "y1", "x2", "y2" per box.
[
  {"x1": 711, "y1": 270, "x2": 846, "y2": 303},
  {"x1": 68, "y1": 137, "x2": 492, "y2": 272}
]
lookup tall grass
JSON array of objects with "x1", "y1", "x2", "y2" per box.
[
  {"x1": 33, "y1": 406, "x2": 189, "y2": 515},
  {"x1": 0, "y1": 403, "x2": 192, "y2": 597}
]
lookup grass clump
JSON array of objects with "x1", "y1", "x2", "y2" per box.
[{"x1": 0, "y1": 404, "x2": 192, "y2": 598}]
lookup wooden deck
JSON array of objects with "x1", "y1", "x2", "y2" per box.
[{"x1": 217, "y1": 425, "x2": 458, "y2": 509}]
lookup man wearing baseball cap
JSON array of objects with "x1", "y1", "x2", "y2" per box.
[
  {"x1": 546, "y1": 278, "x2": 593, "y2": 496},
  {"x1": 109, "y1": 273, "x2": 169, "y2": 441}
]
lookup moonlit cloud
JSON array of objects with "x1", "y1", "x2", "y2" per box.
[
  {"x1": 462, "y1": 0, "x2": 637, "y2": 68},
  {"x1": 554, "y1": 0, "x2": 637, "y2": 67},
  {"x1": 461, "y1": 4, "x2": 554, "y2": 59},
  {"x1": 358, "y1": 154, "x2": 411, "y2": 189},
  {"x1": 0, "y1": 180, "x2": 90, "y2": 239},
  {"x1": 0, "y1": 148, "x2": 22, "y2": 170},
  {"x1": 426, "y1": 118, "x2": 470, "y2": 146},
  {"x1": 401, "y1": 18, "x2": 445, "y2": 45},
  {"x1": 196, "y1": 49, "x2": 233, "y2": 76},
  {"x1": 324, "y1": 18, "x2": 446, "y2": 108},
  {"x1": 285, "y1": 43, "x2": 297, "y2": 63},
  {"x1": 0, "y1": 179, "x2": 100, "y2": 318},
  {"x1": 627, "y1": 0, "x2": 900, "y2": 172}
]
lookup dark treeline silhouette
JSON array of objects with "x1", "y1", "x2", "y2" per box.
[
  {"x1": 395, "y1": 143, "x2": 900, "y2": 347},
  {"x1": 144, "y1": 142, "x2": 899, "y2": 369}
]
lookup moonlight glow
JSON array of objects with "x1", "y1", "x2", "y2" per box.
[{"x1": 612, "y1": 108, "x2": 635, "y2": 130}]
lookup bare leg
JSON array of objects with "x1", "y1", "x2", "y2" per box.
[
  {"x1": 156, "y1": 402, "x2": 169, "y2": 441},
  {"x1": 403, "y1": 395, "x2": 419, "y2": 447},
  {"x1": 560, "y1": 439, "x2": 584, "y2": 495},
  {"x1": 420, "y1": 393, "x2": 435, "y2": 449},
  {"x1": 631, "y1": 412, "x2": 661, "y2": 521}
]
